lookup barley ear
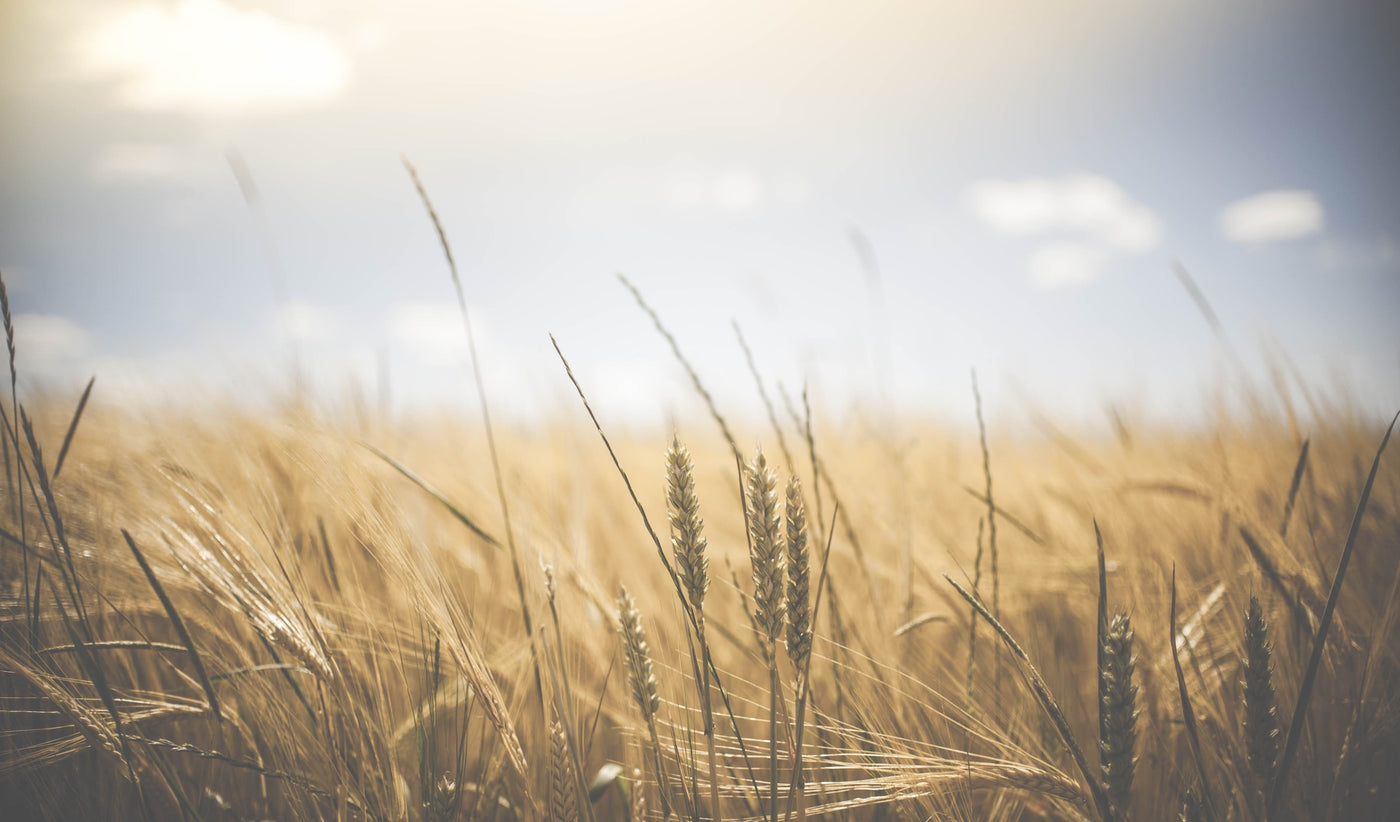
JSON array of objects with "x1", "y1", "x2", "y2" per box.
[
  {"x1": 784, "y1": 475, "x2": 811, "y2": 673},
  {"x1": 550, "y1": 719, "x2": 580, "y2": 822},
  {"x1": 1178, "y1": 786, "x2": 1205, "y2": 822},
  {"x1": 1099, "y1": 612, "x2": 1138, "y2": 821},
  {"x1": 1242, "y1": 595, "x2": 1280, "y2": 795},
  {"x1": 745, "y1": 448, "x2": 785, "y2": 645},
  {"x1": 617, "y1": 586, "x2": 660, "y2": 724},
  {"x1": 666, "y1": 436, "x2": 709, "y2": 613}
]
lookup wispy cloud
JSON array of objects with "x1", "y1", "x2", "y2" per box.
[
  {"x1": 12, "y1": 314, "x2": 91, "y2": 370},
  {"x1": 1026, "y1": 242, "x2": 1110, "y2": 290},
  {"x1": 91, "y1": 142, "x2": 217, "y2": 183},
  {"x1": 387, "y1": 302, "x2": 466, "y2": 355},
  {"x1": 275, "y1": 301, "x2": 340, "y2": 344},
  {"x1": 72, "y1": 0, "x2": 350, "y2": 115},
  {"x1": 967, "y1": 173, "x2": 1162, "y2": 288},
  {"x1": 666, "y1": 167, "x2": 769, "y2": 213},
  {"x1": 1219, "y1": 189, "x2": 1324, "y2": 243}
]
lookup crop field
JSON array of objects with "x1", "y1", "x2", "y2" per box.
[{"x1": 1, "y1": 266, "x2": 1397, "y2": 822}]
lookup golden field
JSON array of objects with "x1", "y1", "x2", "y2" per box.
[{"x1": 2, "y1": 329, "x2": 1397, "y2": 822}]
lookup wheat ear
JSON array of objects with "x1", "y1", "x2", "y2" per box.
[
  {"x1": 666, "y1": 435, "x2": 721, "y2": 822},
  {"x1": 618, "y1": 585, "x2": 670, "y2": 818},
  {"x1": 667, "y1": 436, "x2": 710, "y2": 612},
  {"x1": 1099, "y1": 612, "x2": 1137, "y2": 821},
  {"x1": 1242, "y1": 596, "x2": 1279, "y2": 797},
  {"x1": 550, "y1": 719, "x2": 580, "y2": 822},
  {"x1": 1178, "y1": 786, "x2": 1205, "y2": 822},
  {"x1": 785, "y1": 476, "x2": 812, "y2": 673},
  {"x1": 747, "y1": 449, "x2": 786, "y2": 645},
  {"x1": 746, "y1": 448, "x2": 785, "y2": 822}
]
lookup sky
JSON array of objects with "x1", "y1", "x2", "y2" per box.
[{"x1": 1, "y1": 0, "x2": 1397, "y2": 429}]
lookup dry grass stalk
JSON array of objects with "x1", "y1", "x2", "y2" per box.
[
  {"x1": 971, "y1": 370, "x2": 1001, "y2": 705},
  {"x1": 402, "y1": 157, "x2": 544, "y2": 719}
]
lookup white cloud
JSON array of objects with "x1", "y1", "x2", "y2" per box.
[
  {"x1": 967, "y1": 173, "x2": 1162, "y2": 288},
  {"x1": 1027, "y1": 242, "x2": 1109, "y2": 290},
  {"x1": 968, "y1": 174, "x2": 1162, "y2": 253},
  {"x1": 73, "y1": 0, "x2": 350, "y2": 115},
  {"x1": 1219, "y1": 189, "x2": 1324, "y2": 243},
  {"x1": 712, "y1": 170, "x2": 763, "y2": 212},
  {"x1": 91, "y1": 142, "x2": 217, "y2": 183},
  {"x1": 12, "y1": 314, "x2": 91, "y2": 368},
  {"x1": 275, "y1": 301, "x2": 340, "y2": 343},
  {"x1": 665, "y1": 167, "x2": 767, "y2": 213},
  {"x1": 387, "y1": 302, "x2": 466, "y2": 354}
]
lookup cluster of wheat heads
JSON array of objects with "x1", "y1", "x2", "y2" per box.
[{"x1": 2, "y1": 262, "x2": 1400, "y2": 821}]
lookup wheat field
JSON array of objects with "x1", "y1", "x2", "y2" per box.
[{"x1": 2, "y1": 267, "x2": 1398, "y2": 822}]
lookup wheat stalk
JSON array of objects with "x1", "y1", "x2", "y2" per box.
[
  {"x1": 666, "y1": 435, "x2": 721, "y2": 822},
  {"x1": 746, "y1": 448, "x2": 786, "y2": 822}
]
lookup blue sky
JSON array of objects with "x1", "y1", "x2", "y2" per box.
[{"x1": 1, "y1": 0, "x2": 1397, "y2": 427}]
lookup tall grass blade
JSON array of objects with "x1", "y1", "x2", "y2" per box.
[
  {"x1": 945, "y1": 575, "x2": 1111, "y2": 822},
  {"x1": 1267, "y1": 409, "x2": 1398, "y2": 818},
  {"x1": 53, "y1": 376, "x2": 94, "y2": 480},
  {"x1": 1170, "y1": 567, "x2": 1219, "y2": 822},
  {"x1": 122, "y1": 529, "x2": 222, "y2": 722}
]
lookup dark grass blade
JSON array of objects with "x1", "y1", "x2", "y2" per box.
[
  {"x1": 1170, "y1": 567, "x2": 1219, "y2": 822},
  {"x1": 1267, "y1": 410, "x2": 1398, "y2": 818},
  {"x1": 53, "y1": 376, "x2": 94, "y2": 480},
  {"x1": 22, "y1": 408, "x2": 90, "y2": 632},
  {"x1": 1279, "y1": 438, "x2": 1309, "y2": 538},
  {"x1": 401, "y1": 157, "x2": 542, "y2": 719},
  {"x1": 946, "y1": 575, "x2": 1110, "y2": 821},
  {"x1": 361, "y1": 442, "x2": 502, "y2": 549},
  {"x1": 1238, "y1": 524, "x2": 1310, "y2": 628},
  {"x1": 971, "y1": 369, "x2": 1002, "y2": 706},
  {"x1": 733, "y1": 320, "x2": 797, "y2": 475},
  {"x1": 618, "y1": 273, "x2": 742, "y2": 465},
  {"x1": 961, "y1": 486, "x2": 1046, "y2": 545},
  {"x1": 123, "y1": 529, "x2": 222, "y2": 722},
  {"x1": 1095, "y1": 521, "x2": 1108, "y2": 773}
]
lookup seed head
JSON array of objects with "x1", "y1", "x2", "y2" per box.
[
  {"x1": 745, "y1": 448, "x2": 785, "y2": 645},
  {"x1": 1242, "y1": 596, "x2": 1279, "y2": 792},
  {"x1": 666, "y1": 436, "x2": 709, "y2": 612},
  {"x1": 784, "y1": 475, "x2": 812, "y2": 672},
  {"x1": 617, "y1": 586, "x2": 660, "y2": 723},
  {"x1": 1099, "y1": 612, "x2": 1137, "y2": 821},
  {"x1": 549, "y1": 719, "x2": 579, "y2": 822}
]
